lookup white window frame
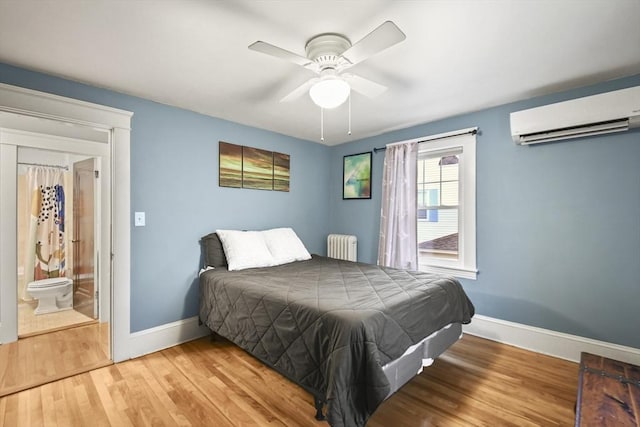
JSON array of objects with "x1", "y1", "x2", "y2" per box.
[{"x1": 417, "y1": 127, "x2": 477, "y2": 280}]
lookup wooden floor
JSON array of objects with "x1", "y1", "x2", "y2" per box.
[
  {"x1": 0, "y1": 322, "x2": 110, "y2": 397},
  {"x1": 0, "y1": 334, "x2": 578, "y2": 426}
]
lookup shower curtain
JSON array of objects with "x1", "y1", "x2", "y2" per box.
[{"x1": 23, "y1": 167, "x2": 66, "y2": 297}]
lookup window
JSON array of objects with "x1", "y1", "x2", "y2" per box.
[
  {"x1": 418, "y1": 151, "x2": 459, "y2": 257},
  {"x1": 417, "y1": 128, "x2": 477, "y2": 279}
]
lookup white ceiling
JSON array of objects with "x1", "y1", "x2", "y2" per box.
[{"x1": 1, "y1": 0, "x2": 639, "y2": 146}]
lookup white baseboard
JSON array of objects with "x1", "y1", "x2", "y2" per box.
[
  {"x1": 127, "y1": 316, "x2": 210, "y2": 360},
  {"x1": 463, "y1": 314, "x2": 640, "y2": 365},
  {"x1": 122, "y1": 313, "x2": 640, "y2": 366}
]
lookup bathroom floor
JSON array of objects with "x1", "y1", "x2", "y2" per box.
[{"x1": 18, "y1": 301, "x2": 96, "y2": 338}]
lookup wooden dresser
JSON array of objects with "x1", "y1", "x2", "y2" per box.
[{"x1": 575, "y1": 352, "x2": 640, "y2": 426}]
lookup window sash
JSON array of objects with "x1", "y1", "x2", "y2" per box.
[{"x1": 415, "y1": 130, "x2": 477, "y2": 280}]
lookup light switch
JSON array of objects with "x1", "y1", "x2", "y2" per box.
[{"x1": 134, "y1": 212, "x2": 145, "y2": 227}]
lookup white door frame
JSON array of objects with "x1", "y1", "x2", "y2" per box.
[{"x1": 0, "y1": 83, "x2": 132, "y2": 362}]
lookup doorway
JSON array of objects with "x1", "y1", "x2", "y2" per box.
[
  {"x1": 16, "y1": 147, "x2": 99, "y2": 338},
  {"x1": 0, "y1": 82, "x2": 132, "y2": 375},
  {"x1": 1, "y1": 138, "x2": 111, "y2": 396}
]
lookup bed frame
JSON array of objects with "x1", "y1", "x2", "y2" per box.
[
  {"x1": 313, "y1": 322, "x2": 463, "y2": 420},
  {"x1": 383, "y1": 322, "x2": 462, "y2": 397}
]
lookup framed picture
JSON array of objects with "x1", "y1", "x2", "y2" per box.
[
  {"x1": 242, "y1": 146, "x2": 274, "y2": 190},
  {"x1": 273, "y1": 151, "x2": 290, "y2": 192},
  {"x1": 219, "y1": 141, "x2": 243, "y2": 188},
  {"x1": 343, "y1": 151, "x2": 372, "y2": 199}
]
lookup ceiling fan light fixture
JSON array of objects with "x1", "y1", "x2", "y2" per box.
[{"x1": 309, "y1": 77, "x2": 350, "y2": 109}]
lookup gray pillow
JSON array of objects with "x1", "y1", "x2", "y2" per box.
[{"x1": 201, "y1": 232, "x2": 227, "y2": 267}]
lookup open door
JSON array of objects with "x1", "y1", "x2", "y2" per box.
[{"x1": 72, "y1": 158, "x2": 97, "y2": 319}]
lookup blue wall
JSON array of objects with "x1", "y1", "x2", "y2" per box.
[
  {"x1": 329, "y1": 74, "x2": 640, "y2": 349},
  {"x1": 3, "y1": 61, "x2": 639, "y2": 349},
  {"x1": 0, "y1": 63, "x2": 331, "y2": 332}
]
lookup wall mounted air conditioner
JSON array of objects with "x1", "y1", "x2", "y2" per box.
[{"x1": 510, "y1": 86, "x2": 640, "y2": 145}]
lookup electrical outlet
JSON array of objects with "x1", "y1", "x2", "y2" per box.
[{"x1": 134, "y1": 212, "x2": 145, "y2": 227}]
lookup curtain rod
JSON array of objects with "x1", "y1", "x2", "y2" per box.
[
  {"x1": 18, "y1": 162, "x2": 69, "y2": 170},
  {"x1": 373, "y1": 128, "x2": 478, "y2": 153}
]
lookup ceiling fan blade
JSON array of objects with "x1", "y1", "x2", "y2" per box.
[
  {"x1": 341, "y1": 21, "x2": 406, "y2": 66},
  {"x1": 249, "y1": 41, "x2": 314, "y2": 68},
  {"x1": 343, "y1": 74, "x2": 387, "y2": 98},
  {"x1": 280, "y1": 78, "x2": 319, "y2": 103}
]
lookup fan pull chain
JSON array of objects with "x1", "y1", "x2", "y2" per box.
[
  {"x1": 348, "y1": 93, "x2": 352, "y2": 136},
  {"x1": 320, "y1": 107, "x2": 324, "y2": 142}
]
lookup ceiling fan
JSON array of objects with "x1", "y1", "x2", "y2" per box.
[{"x1": 248, "y1": 21, "x2": 406, "y2": 110}]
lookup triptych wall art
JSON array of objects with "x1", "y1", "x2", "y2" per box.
[{"x1": 219, "y1": 141, "x2": 290, "y2": 192}]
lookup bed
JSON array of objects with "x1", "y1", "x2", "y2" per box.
[{"x1": 199, "y1": 231, "x2": 474, "y2": 427}]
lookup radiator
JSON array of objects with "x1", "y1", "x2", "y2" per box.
[{"x1": 327, "y1": 234, "x2": 357, "y2": 262}]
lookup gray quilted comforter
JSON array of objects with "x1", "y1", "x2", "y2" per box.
[{"x1": 199, "y1": 255, "x2": 474, "y2": 426}]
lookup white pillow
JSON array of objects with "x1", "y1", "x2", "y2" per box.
[
  {"x1": 262, "y1": 227, "x2": 311, "y2": 265},
  {"x1": 215, "y1": 230, "x2": 276, "y2": 271}
]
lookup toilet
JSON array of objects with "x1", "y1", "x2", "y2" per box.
[{"x1": 26, "y1": 277, "x2": 73, "y2": 315}]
